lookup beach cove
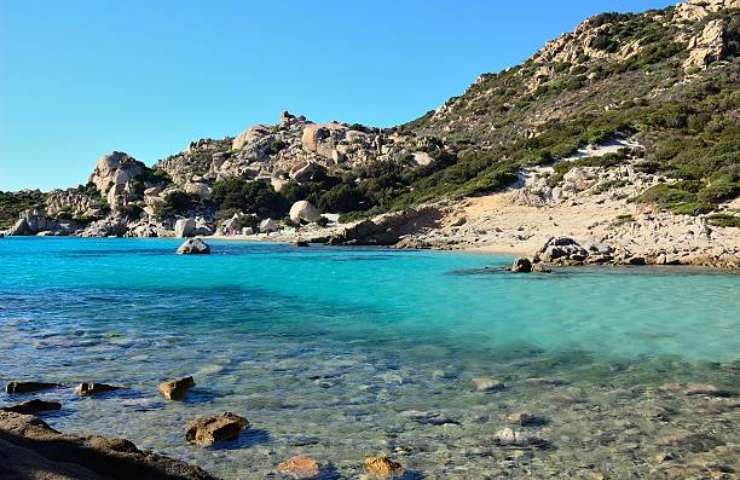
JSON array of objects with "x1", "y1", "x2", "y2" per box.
[{"x1": 0, "y1": 237, "x2": 738, "y2": 479}]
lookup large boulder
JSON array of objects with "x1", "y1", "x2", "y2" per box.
[
  {"x1": 533, "y1": 237, "x2": 589, "y2": 263},
  {"x1": 684, "y1": 19, "x2": 728, "y2": 70},
  {"x1": 183, "y1": 182, "x2": 212, "y2": 200},
  {"x1": 0, "y1": 411, "x2": 217, "y2": 480},
  {"x1": 185, "y1": 412, "x2": 249, "y2": 446},
  {"x1": 232, "y1": 124, "x2": 272, "y2": 151},
  {"x1": 301, "y1": 123, "x2": 347, "y2": 154},
  {"x1": 289, "y1": 201, "x2": 320, "y2": 224},
  {"x1": 89, "y1": 152, "x2": 146, "y2": 210},
  {"x1": 176, "y1": 238, "x2": 211, "y2": 255},
  {"x1": 175, "y1": 218, "x2": 196, "y2": 238},
  {"x1": 6, "y1": 210, "x2": 56, "y2": 236}
]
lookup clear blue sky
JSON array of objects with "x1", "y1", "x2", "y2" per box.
[{"x1": 0, "y1": 0, "x2": 674, "y2": 192}]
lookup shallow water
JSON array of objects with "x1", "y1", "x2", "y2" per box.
[{"x1": 1, "y1": 238, "x2": 738, "y2": 479}]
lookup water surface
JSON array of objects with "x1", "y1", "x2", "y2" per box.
[{"x1": 1, "y1": 238, "x2": 738, "y2": 479}]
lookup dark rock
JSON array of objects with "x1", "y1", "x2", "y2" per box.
[
  {"x1": 5, "y1": 381, "x2": 60, "y2": 394},
  {"x1": 185, "y1": 412, "x2": 249, "y2": 446},
  {"x1": 2, "y1": 399, "x2": 61, "y2": 415},
  {"x1": 295, "y1": 240, "x2": 310, "y2": 247},
  {"x1": 0, "y1": 411, "x2": 218, "y2": 479},
  {"x1": 511, "y1": 257, "x2": 533, "y2": 273},
  {"x1": 158, "y1": 376, "x2": 195, "y2": 401},
  {"x1": 74, "y1": 382, "x2": 123, "y2": 396}
]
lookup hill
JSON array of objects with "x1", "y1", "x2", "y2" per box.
[{"x1": 2, "y1": 0, "x2": 738, "y2": 265}]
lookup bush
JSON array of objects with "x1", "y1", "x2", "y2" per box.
[
  {"x1": 318, "y1": 184, "x2": 367, "y2": 213},
  {"x1": 211, "y1": 178, "x2": 289, "y2": 218},
  {"x1": 163, "y1": 191, "x2": 197, "y2": 214}
]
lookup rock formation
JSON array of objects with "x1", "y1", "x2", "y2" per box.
[
  {"x1": 158, "y1": 376, "x2": 195, "y2": 400},
  {"x1": 176, "y1": 238, "x2": 211, "y2": 255},
  {"x1": 185, "y1": 412, "x2": 249, "y2": 446},
  {"x1": 0, "y1": 412, "x2": 218, "y2": 480}
]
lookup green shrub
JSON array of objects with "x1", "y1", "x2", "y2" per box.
[
  {"x1": 212, "y1": 178, "x2": 289, "y2": 219},
  {"x1": 318, "y1": 184, "x2": 367, "y2": 213}
]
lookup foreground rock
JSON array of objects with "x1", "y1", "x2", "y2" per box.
[
  {"x1": 158, "y1": 376, "x2": 195, "y2": 400},
  {"x1": 2, "y1": 399, "x2": 61, "y2": 415},
  {"x1": 276, "y1": 455, "x2": 321, "y2": 478},
  {"x1": 74, "y1": 382, "x2": 122, "y2": 396},
  {"x1": 363, "y1": 456, "x2": 403, "y2": 478},
  {"x1": 5, "y1": 381, "x2": 60, "y2": 394},
  {"x1": 0, "y1": 411, "x2": 218, "y2": 480},
  {"x1": 185, "y1": 412, "x2": 249, "y2": 446},
  {"x1": 177, "y1": 238, "x2": 211, "y2": 255}
]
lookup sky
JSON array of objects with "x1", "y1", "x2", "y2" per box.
[{"x1": 0, "y1": 0, "x2": 675, "y2": 192}]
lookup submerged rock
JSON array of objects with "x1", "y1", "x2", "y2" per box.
[
  {"x1": 363, "y1": 456, "x2": 403, "y2": 478},
  {"x1": 185, "y1": 412, "x2": 249, "y2": 446},
  {"x1": 74, "y1": 382, "x2": 122, "y2": 396},
  {"x1": 494, "y1": 427, "x2": 549, "y2": 449},
  {"x1": 506, "y1": 411, "x2": 547, "y2": 427},
  {"x1": 177, "y1": 238, "x2": 211, "y2": 255},
  {"x1": 0, "y1": 411, "x2": 217, "y2": 479},
  {"x1": 159, "y1": 376, "x2": 195, "y2": 400},
  {"x1": 472, "y1": 377, "x2": 505, "y2": 392},
  {"x1": 5, "y1": 381, "x2": 60, "y2": 394},
  {"x1": 1, "y1": 399, "x2": 61, "y2": 415},
  {"x1": 276, "y1": 455, "x2": 321, "y2": 478}
]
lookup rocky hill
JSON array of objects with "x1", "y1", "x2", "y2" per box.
[{"x1": 1, "y1": 0, "x2": 738, "y2": 266}]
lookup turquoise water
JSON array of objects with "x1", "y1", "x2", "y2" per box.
[{"x1": 1, "y1": 238, "x2": 738, "y2": 479}]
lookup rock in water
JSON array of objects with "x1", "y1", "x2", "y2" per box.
[
  {"x1": 494, "y1": 427, "x2": 549, "y2": 449},
  {"x1": 511, "y1": 257, "x2": 532, "y2": 273},
  {"x1": 177, "y1": 238, "x2": 211, "y2": 255},
  {"x1": 158, "y1": 376, "x2": 195, "y2": 400},
  {"x1": 289, "y1": 200, "x2": 320, "y2": 224},
  {"x1": 5, "y1": 381, "x2": 60, "y2": 394},
  {"x1": 2, "y1": 399, "x2": 61, "y2": 415},
  {"x1": 0, "y1": 411, "x2": 217, "y2": 479},
  {"x1": 276, "y1": 455, "x2": 321, "y2": 478},
  {"x1": 472, "y1": 377, "x2": 505, "y2": 392},
  {"x1": 185, "y1": 412, "x2": 249, "y2": 446},
  {"x1": 363, "y1": 456, "x2": 404, "y2": 477},
  {"x1": 74, "y1": 382, "x2": 122, "y2": 396}
]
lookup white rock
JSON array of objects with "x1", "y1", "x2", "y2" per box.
[{"x1": 289, "y1": 201, "x2": 320, "y2": 224}]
